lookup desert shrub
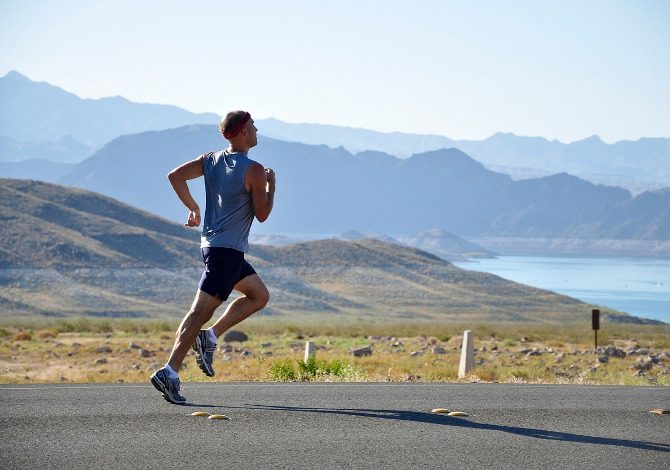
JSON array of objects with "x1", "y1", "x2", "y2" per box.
[
  {"x1": 13, "y1": 332, "x2": 32, "y2": 341},
  {"x1": 36, "y1": 330, "x2": 56, "y2": 339},
  {"x1": 473, "y1": 366, "x2": 498, "y2": 382},
  {"x1": 270, "y1": 358, "x2": 296, "y2": 381},
  {"x1": 510, "y1": 368, "x2": 529, "y2": 379},
  {"x1": 270, "y1": 357, "x2": 358, "y2": 381}
]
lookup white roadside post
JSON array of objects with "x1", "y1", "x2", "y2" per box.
[
  {"x1": 304, "y1": 341, "x2": 315, "y2": 362},
  {"x1": 458, "y1": 330, "x2": 475, "y2": 378}
]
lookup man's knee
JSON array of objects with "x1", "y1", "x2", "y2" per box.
[
  {"x1": 238, "y1": 275, "x2": 270, "y2": 309},
  {"x1": 257, "y1": 286, "x2": 270, "y2": 309},
  {"x1": 249, "y1": 283, "x2": 269, "y2": 310}
]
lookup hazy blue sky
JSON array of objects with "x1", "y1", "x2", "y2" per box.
[{"x1": 1, "y1": 0, "x2": 668, "y2": 142}]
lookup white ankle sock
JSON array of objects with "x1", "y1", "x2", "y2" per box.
[
  {"x1": 164, "y1": 364, "x2": 179, "y2": 378},
  {"x1": 207, "y1": 327, "x2": 217, "y2": 343}
]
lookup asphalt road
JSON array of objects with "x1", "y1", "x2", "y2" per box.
[{"x1": 1, "y1": 382, "x2": 668, "y2": 469}]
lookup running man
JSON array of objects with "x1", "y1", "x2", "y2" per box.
[{"x1": 150, "y1": 110, "x2": 275, "y2": 404}]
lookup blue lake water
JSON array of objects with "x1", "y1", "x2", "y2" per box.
[{"x1": 454, "y1": 256, "x2": 670, "y2": 323}]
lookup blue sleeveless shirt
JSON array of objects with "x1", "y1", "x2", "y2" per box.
[{"x1": 201, "y1": 150, "x2": 256, "y2": 252}]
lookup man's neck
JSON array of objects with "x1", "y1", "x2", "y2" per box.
[{"x1": 227, "y1": 144, "x2": 249, "y2": 155}]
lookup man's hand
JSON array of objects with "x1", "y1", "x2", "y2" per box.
[
  {"x1": 265, "y1": 168, "x2": 276, "y2": 191},
  {"x1": 185, "y1": 207, "x2": 201, "y2": 227}
]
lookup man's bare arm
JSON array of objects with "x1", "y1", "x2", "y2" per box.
[
  {"x1": 167, "y1": 155, "x2": 205, "y2": 227},
  {"x1": 245, "y1": 163, "x2": 275, "y2": 223}
]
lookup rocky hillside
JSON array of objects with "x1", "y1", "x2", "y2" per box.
[{"x1": 0, "y1": 179, "x2": 644, "y2": 323}]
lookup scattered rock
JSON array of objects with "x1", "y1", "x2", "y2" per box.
[
  {"x1": 598, "y1": 347, "x2": 626, "y2": 358},
  {"x1": 95, "y1": 358, "x2": 108, "y2": 365},
  {"x1": 401, "y1": 373, "x2": 420, "y2": 382},
  {"x1": 409, "y1": 351, "x2": 423, "y2": 357},
  {"x1": 138, "y1": 349, "x2": 153, "y2": 358},
  {"x1": 644, "y1": 355, "x2": 660, "y2": 364},
  {"x1": 223, "y1": 330, "x2": 249, "y2": 342},
  {"x1": 96, "y1": 346, "x2": 113, "y2": 354},
  {"x1": 631, "y1": 358, "x2": 655, "y2": 371},
  {"x1": 431, "y1": 347, "x2": 447, "y2": 354},
  {"x1": 597, "y1": 356, "x2": 609, "y2": 364},
  {"x1": 219, "y1": 344, "x2": 233, "y2": 353},
  {"x1": 526, "y1": 349, "x2": 542, "y2": 357},
  {"x1": 260, "y1": 342, "x2": 272, "y2": 348},
  {"x1": 129, "y1": 342, "x2": 141, "y2": 349},
  {"x1": 351, "y1": 345, "x2": 373, "y2": 357}
]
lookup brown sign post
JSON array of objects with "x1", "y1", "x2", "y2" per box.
[{"x1": 592, "y1": 309, "x2": 600, "y2": 349}]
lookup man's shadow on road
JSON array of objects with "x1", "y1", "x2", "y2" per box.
[{"x1": 241, "y1": 404, "x2": 670, "y2": 453}]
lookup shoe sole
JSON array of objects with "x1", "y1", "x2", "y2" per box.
[
  {"x1": 150, "y1": 374, "x2": 186, "y2": 405},
  {"x1": 192, "y1": 336, "x2": 215, "y2": 377}
]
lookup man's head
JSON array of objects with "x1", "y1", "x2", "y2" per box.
[{"x1": 220, "y1": 110, "x2": 257, "y2": 150}]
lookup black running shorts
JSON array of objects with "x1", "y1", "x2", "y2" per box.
[{"x1": 198, "y1": 247, "x2": 257, "y2": 300}]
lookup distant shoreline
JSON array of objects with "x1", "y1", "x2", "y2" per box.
[
  {"x1": 455, "y1": 255, "x2": 670, "y2": 324},
  {"x1": 467, "y1": 237, "x2": 670, "y2": 258}
]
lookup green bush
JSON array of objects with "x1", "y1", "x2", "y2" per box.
[
  {"x1": 270, "y1": 357, "x2": 358, "y2": 381},
  {"x1": 270, "y1": 359, "x2": 297, "y2": 381},
  {"x1": 510, "y1": 368, "x2": 529, "y2": 379}
]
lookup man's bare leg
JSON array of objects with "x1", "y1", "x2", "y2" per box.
[
  {"x1": 167, "y1": 289, "x2": 223, "y2": 373},
  {"x1": 211, "y1": 274, "x2": 269, "y2": 337}
]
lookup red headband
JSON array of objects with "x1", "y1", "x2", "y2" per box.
[{"x1": 223, "y1": 112, "x2": 251, "y2": 139}]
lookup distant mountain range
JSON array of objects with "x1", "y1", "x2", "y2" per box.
[
  {"x1": 0, "y1": 70, "x2": 217, "y2": 150},
  {"x1": 54, "y1": 125, "x2": 670, "y2": 257},
  {"x1": 3, "y1": 178, "x2": 650, "y2": 323},
  {"x1": 259, "y1": 119, "x2": 670, "y2": 193},
  {"x1": 1, "y1": 71, "x2": 669, "y2": 193}
]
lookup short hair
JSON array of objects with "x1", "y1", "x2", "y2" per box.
[{"x1": 220, "y1": 110, "x2": 251, "y2": 139}]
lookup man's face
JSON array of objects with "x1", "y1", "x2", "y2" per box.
[{"x1": 245, "y1": 119, "x2": 258, "y2": 148}]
